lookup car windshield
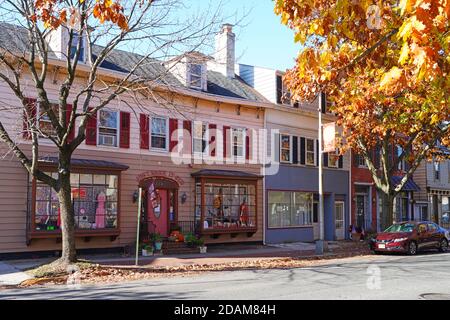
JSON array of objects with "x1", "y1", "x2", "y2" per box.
[{"x1": 384, "y1": 224, "x2": 415, "y2": 233}]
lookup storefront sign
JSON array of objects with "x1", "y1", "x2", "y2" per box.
[{"x1": 136, "y1": 170, "x2": 185, "y2": 186}]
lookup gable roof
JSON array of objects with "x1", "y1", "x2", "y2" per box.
[{"x1": 0, "y1": 22, "x2": 269, "y2": 104}]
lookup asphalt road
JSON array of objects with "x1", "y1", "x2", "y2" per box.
[{"x1": 1, "y1": 252, "x2": 450, "y2": 300}]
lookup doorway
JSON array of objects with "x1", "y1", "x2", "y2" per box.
[
  {"x1": 335, "y1": 201, "x2": 345, "y2": 240},
  {"x1": 140, "y1": 178, "x2": 178, "y2": 239}
]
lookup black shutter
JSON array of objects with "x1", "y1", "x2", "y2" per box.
[
  {"x1": 316, "y1": 139, "x2": 319, "y2": 166},
  {"x1": 300, "y1": 137, "x2": 306, "y2": 165},
  {"x1": 324, "y1": 152, "x2": 329, "y2": 167},
  {"x1": 353, "y1": 153, "x2": 360, "y2": 167},
  {"x1": 338, "y1": 155, "x2": 343, "y2": 168},
  {"x1": 293, "y1": 136, "x2": 299, "y2": 164},
  {"x1": 276, "y1": 75, "x2": 282, "y2": 104}
]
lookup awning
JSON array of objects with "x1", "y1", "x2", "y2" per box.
[
  {"x1": 391, "y1": 176, "x2": 420, "y2": 192},
  {"x1": 191, "y1": 169, "x2": 263, "y2": 179},
  {"x1": 38, "y1": 157, "x2": 129, "y2": 171}
]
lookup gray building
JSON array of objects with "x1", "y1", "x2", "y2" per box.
[{"x1": 238, "y1": 66, "x2": 351, "y2": 243}]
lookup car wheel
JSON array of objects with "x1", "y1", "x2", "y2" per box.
[
  {"x1": 438, "y1": 239, "x2": 448, "y2": 253},
  {"x1": 407, "y1": 241, "x2": 418, "y2": 255}
]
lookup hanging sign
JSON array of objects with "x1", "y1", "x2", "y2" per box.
[
  {"x1": 323, "y1": 122, "x2": 336, "y2": 153},
  {"x1": 148, "y1": 181, "x2": 160, "y2": 213}
]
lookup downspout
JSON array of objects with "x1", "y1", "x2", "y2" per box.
[
  {"x1": 348, "y1": 149, "x2": 352, "y2": 239},
  {"x1": 262, "y1": 108, "x2": 267, "y2": 246}
]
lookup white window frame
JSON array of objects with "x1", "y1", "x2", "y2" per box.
[
  {"x1": 231, "y1": 128, "x2": 246, "y2": 159},
  {"x1": 328, "y1": 149, "x2": 339, "y2": 168},
  {"x1": 192, "y1": 121, "x2": 209, "y2": 157},
  {"x1": 357, "y1": 154, "x2": 367, "y2": 167},
  {"x1": 434, "y1": 160, "x2": 440, "y2": 181},
  {"x1": 97, "y1": 109, "x2": 119, "y2": 148},
  {"x1": 305, "y1": 138, "x2": 316, "y2": 166},
  {"x1": 150, "y1": 117, "x2": 169, "y2": 152},
  {"x1": 188, "y1": 63, "x2": 203, "y2": 90},
  {"x1": 280, "y1": 134, "x2": 292, "y2": 164}
]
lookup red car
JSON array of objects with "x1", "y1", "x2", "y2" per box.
[{"x1": 371, "y1": 221, "x2": 450, "y2": 255}]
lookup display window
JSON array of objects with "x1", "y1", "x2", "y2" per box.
[
  {"x1": 195, "y1": 179, "x2": 257, "y2": 233},
  {"x1": 30, "y1": 171, "x2": 120, "y2": 232},
  {"x1": 268, "y1": 191, "x2": 313, "y2": 228}
]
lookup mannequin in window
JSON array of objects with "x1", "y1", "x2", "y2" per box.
[
  {"x1": 95, "y1": 191, "x2": 106, "y2": 229},
  {"x1": 239, "y1": 197, "x2": 249, "y2": 227}
]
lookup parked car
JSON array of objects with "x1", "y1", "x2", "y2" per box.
[{"x1": 370, "y1": 221, "x2": 449, "y2": 255}]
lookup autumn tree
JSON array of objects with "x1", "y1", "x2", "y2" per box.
[
  {"x1": 275, "y1": 0, "x2": 449, "y2": 229},
  {"x1": 0, "y1": 0, "x2": 225, "y2": 266}
]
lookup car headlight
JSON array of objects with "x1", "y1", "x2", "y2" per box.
[{"x1": 393, "y1": 237, "x2": 408, "y2": 243}]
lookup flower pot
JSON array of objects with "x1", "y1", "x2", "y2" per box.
[
  {"x1": 154, "y1": 242, "x2": 163, "y2": 251},
  {"x1": 199, "y1": 246, "x2": 207, "y2": 254},
  {"x1": 142, "y1": 249, "x2": 154, "y2": 257}
]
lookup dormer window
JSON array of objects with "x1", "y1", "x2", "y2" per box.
[
  {"x1": 188, "y1": 63, "x2": 203, "y2": 89},
  {"x1": 70, "y1": 32, "x2": 85, "y2": 62}
]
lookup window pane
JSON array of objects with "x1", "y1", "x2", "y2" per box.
[
  {"x1": 151, "y1": 136, "x2": 166, "y2": 149},
  {"x1": 106, "y1": 175, "x2": 118, "y2": 188},
  {"x1": 151, "y1": 118, "x2": 166, "y2": 135},
  {"x1": 93, "y1": 175, "x2": 106, "y2": 185},
  {"x1": 99, "y1": 110, "x2": 117, "y2": 129},
  {"x1": 80, "y1": 174, "x2": 92, "y2": 185}
]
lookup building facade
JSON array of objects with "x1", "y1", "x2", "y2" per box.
[
  {"x1": 0, "y1": 23, "x2": 274, "y2": 254},
  {"x1": 237, "y1": 65, "x2": 351, "y2": 243}
]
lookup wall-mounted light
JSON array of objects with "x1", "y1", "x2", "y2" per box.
[
  {"x1": 133, "y1": 190, "x2": 139, "y2": 203},
  {"x1": 181, "y1": 192, "x2": 187, "y2": 204}
]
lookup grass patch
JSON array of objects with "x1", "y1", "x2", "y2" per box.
[{"x1": 27, "y1": 259, "x2": 95, "y2": 278}]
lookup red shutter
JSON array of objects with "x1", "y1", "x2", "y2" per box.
[
  {"x1": 23, "y1": 98, "x2": 37, "y2": 139},
  {"x1": 140, "y1": 114, "x2": 150, "y2": 150},
  {"x1": 119, "y1": 111, "x2": 130, "y2": 149},
  {"x1": 183, "y1": 120, "x2": 192, "y2": 155},
  {"x1": 85, "y1": 108, "x2": 97, "y2": 146},
  {"x1": 209, "y1": 124, "x2": 217, "y2": 157},
  {"x1": 223, "y1": 126, "x2": 230, "y2": 158},
  {"x1": 65, "y1": 104, "x2": 75, "y2": 143},
  {"x1": 169, "y1": 118, "x2": 178, "y2": 152},
  {"x1": 245, "y1": 129, "x2": 251, "y2": 161}
]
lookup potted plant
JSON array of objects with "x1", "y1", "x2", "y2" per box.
[
  {"x1": 142, "y1": 244, "x2": 153, "y2": 257},
  {"x1": 184, "y1": 233, "x2": 197, "y2": 248},
  {"x1": 151, "y1": 233, "x2": 163, "y2": 251},
  {"x1": 196, "y1": 238, "x2": 207, "y2": 254}
]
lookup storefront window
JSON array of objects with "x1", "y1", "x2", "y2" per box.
[
  {"x1": 32, "y1": 172, "x2": 119, "y2": 232},
  {"x1": 268, "y1": 191, "x2": 313, "y2": 228},
  {"x1": 196, "y1": 182, "x2": 256, "y2": 231}
]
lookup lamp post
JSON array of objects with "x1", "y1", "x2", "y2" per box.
[{"x1": 316, "y1": 92, "x2": 326, "y2": 255}]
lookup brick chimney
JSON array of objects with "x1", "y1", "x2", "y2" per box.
[{"x1": 214, "y1": 24, "x2": 235, "y2": 78}]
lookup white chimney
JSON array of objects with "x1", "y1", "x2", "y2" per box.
[{"x1": 214, "y1": 24, "x2": 235, "y2": 78}]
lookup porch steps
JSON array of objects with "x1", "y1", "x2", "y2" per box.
[{"x1": 162, "y1": 241, "x2": 199, "y2": 255}]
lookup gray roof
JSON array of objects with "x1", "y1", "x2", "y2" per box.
[
  {"x1": 0, "y1": 22, "x2": 269, "y2": 104},
  {"x1": 39, "y1": 156, "x2": 129, "y2": 171},
  {"x1": 191, "y1": 169, "x2": 263, "y2": 179}
]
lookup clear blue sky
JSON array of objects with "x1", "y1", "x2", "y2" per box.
[{"x1": 191, "y1": 0, "x2": 300, "y2": 72}]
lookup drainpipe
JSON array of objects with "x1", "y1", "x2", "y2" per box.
[
  {"x1": 262, "y1": 109, "x2": 267, "y2": 246},
  {"x1": 349, "y1": 149, "x2": 352, "y2": 239}
]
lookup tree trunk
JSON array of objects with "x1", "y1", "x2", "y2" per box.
[
  {"x1": 379, "y1": 191, "x2": 395, "y2": 231},
  {"x1": 57, "y1": 154, "x2": 77, "y2": 264}
]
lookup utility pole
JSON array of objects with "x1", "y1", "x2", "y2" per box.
[{"x1": 316, "y1": 92, "x2": 326, "y2": 255}]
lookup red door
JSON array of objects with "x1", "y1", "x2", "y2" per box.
[{"x1": 147, "y1": 189, "x2": 169, "y2": 237}]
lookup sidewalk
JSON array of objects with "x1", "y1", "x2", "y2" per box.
[{"x1": 0, "y1": 262, "x2": 32, "y2": 286}]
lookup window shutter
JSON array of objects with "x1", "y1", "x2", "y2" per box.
[
  {"x1": 276, "y1": 75, "x2": 282, "y2": 104},
  {"x1": 338, "y1": 155, "x2": 344, "y2": 169},
  {"x1": 140, "y1": 114, "x2": 150, "y2": 150},
  {"x1": 300, "y1": 137, "x2": 306, "y2": 165},
  {"x1": 293, "y1": 136, "x2": 299, "y2": 164},
  {"x1": 223, "y1": 126, "x2": 230, "y2": 158},
  {"x1": 273, "y1": 133, "x2": 280, "y2": 163},
  {"x1": 85, "y1": 108, "x2": 97, "y2": 146},
  {"x1": 183, "y1": 120, "x2": 192, "y2": 155},
  {"x1": 324, "y1": 153, "x2": 329, "y2": 167},
  {"x1": 65, "y1": 104, "x2": 75, "y2": 143},
  {"x1": 245, "y1": 129, "x2": 251, "y2": 161},
  {"x1": 169, "y1": 118, "x2": 179, "y2": 152},
  {"x1": 23, "y1": 98, "x2": 37, "y2": 139},
  {"x1": 374, "y1": 145, "x2": 381, "y2": 169},
  {"x1": 119, "y1": 111, "x2": 130, "y2": 149},
  {"x1": 316, "y1": 139, "x2": 319, "y2": 166},
  {"x1": 209, "y1": 123, "x2": 217, "y2": 157}
]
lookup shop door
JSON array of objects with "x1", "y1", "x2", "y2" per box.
[
  {"x1": 147, "y1": 189, "x2": 169, "y2": 237},
  {"x1": 335, "y1": 202, "x2": 345, "y2": 240},
  {"x1": 356, "y1": 195, "x2": 367, "y2": 229}
]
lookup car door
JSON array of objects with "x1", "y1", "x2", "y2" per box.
[
  {"x1": 417, "y1": 223, "x2": 430, "y2": 249},
  {"x1": 427, "y1": 223, "x2": 440, "y2": 248}
]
